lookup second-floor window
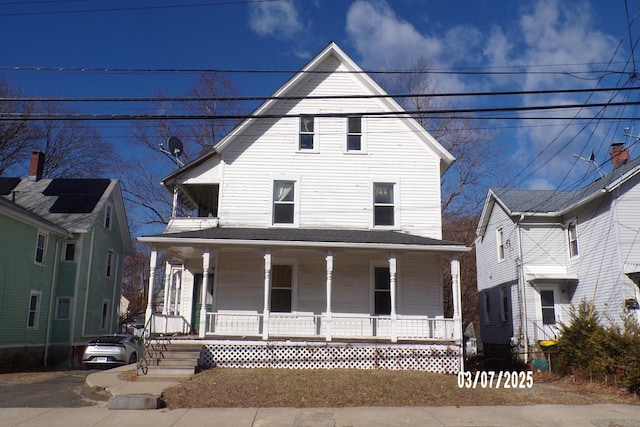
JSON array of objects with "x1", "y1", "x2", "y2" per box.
[
  {"x1": 373, "y1": 183, "x2": 395, "y2": 226},
  {"x1": 273, "y1": 180, "x2": 295, "y2": 224},
  {"x1": 106, "y1": 250, "x2": 114, "y2": 278},
  {"x1": 347, "y1": 116, "x2": 362, "y2": 151},
  {"x1": 27, "y1": 291, "x2": 41, "y2": 329},
  {"x1": 567, "y1": 221, "x2": 579, "y2": 258},
  {"x1": 34, "y1": 232, "x2": 47, "y2": 265},
  {"x1": 497, "y1": 228, "x2": 505, "y2": 261},
  {"x1": 299, "y1": 116, "x2": 315, "y2": 150},
  {"x1": 63, "y1": 242, "x2": 76, "y2": 262}
]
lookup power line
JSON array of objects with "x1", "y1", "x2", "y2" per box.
[
  {"x1": 2, "y1": 85, "x2": 640, "y2": 103},
  {"x1": 0, "y1": 0, "x2": 283, "y2": 17},
  {"x1": 4, "y1": 100, "x2": 640, "y2": 121}
]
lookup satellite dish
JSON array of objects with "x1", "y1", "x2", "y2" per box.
[{"x1": 167, "y1": 136, "x2": 183, "y2": 156}]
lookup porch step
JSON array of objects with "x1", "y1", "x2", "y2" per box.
[{"x1": 142, "y1": 341, "x2": 203, "y2": 377}]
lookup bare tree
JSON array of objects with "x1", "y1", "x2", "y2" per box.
[
  {"x1": 38, "y1": 101, "x2": 116, "y2": 178},
  {"x1": 381, "y1": 58, "x2": 504, "y2": 216},
  {"x1": 0, "y1": 78, "x2": 42, "y2": 175}
]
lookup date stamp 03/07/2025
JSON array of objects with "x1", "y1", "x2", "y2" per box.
[{"x1": 457, "y1": 371, "x2": 534, "y2": 389}]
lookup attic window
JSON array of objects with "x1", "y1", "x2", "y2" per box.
[
  {"x1": 299, "y1": 116, "x2": 315, "y2": 150},
  {"x1": 347, "y1": 116, "x2": 362, "y2": 151},
  {"x1": 104, "y1": 204, "x2": 112, "y2": 229}
]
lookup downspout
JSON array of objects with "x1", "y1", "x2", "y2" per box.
[
  {"x1": 516, "y1": 215, "x2": 529, "y2": 364},
  {"x1": 81, "y1": 229, "x2": 96, "y2": 337},
  {"x1": 110, "y1": 253, "x2": 119, "y2": 334},
  {"x1": 44, "y1": 240, "x2": 61, "y2": 367}
]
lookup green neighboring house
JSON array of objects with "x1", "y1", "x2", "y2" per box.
[{"x1": 0, "y1": 152, "x2": 132, "y2": 369}]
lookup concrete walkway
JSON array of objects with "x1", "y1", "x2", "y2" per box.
[{"x1": 4, "y1": 365, "x2": 636, "y2": 426}]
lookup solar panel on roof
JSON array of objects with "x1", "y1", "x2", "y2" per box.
[
  {"x1": 43, "y1": 179, "x2": 110, "y2": 196},
  {"x1": 0, "y1": 177, "x2": 21, "y2": 195},
  {"x1": 49, "y1": 194, "x2": 103, "y2": 213}
]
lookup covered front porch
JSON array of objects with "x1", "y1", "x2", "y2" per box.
[{"x1": 140, "y1": 228, "x2": 468, "y2": 346}]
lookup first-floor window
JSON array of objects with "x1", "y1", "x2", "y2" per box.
[
  {"x1": 271, "y1": 264, "x2": 293, "y2": 312},
  {"x1": 541, "y1": 290, "x2": 556, "y2": 325},
  {"x1": 273, "y1": 180, "x2": 295, "y2": 224},
  {"x1": 27, "y1": 291, "x2": 41, "y2": 329},
  {"x1": 374, "y1": 267, "x2": 391, "y2": 315},
  {"x1": 56, "y1": 297, "x2": 71, "y2": 320},
  {"x1": 483, "y1": 291, "x2": 491, "y2": 323},
  {"x1": 500, "y1": 287, "x2": 509, "y2": 322},
  {"x1": 101, "y1": 301, "x2": 110, "y2": 330},
  {"x1": 373, "y1": 183, "x2": 395, "y2": 226}
]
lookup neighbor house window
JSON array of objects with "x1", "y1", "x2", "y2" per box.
[
  {"x1": 373, "y1": 267, "x2": 391, "y2": 315},
  {"x1": 500, "y1": 287, "x2": 509, "y2": 322},
  {"x1": 104, "y1": 204, "x2": 112, "y2": 229},
  {"x1": 56, "y1": 297, "x2": 71, "y2": 320},
  {"x1": 34, "y1": 232, "x2": 47, "y2": 265},
  {"x1": 497, "y1": 228, "x2": 505, "y2": 261},
  {"x1": 106, "y1": 250, "x2": 114, "y2": 278},
  {"x1": 273, "y1": 180, "x2": 295, "y2": 224},
  {"x1": 101, "y1": 300, "x2": 110, "y2": 330},
  {"x1": 347, "y1": 116, "x2": 362, "y2": 151},
  {"x1": 27, "y1": 291, "x2": 41, "y2": 329},
  {"x1": 568, "y1": 221, "x2": 579, "y2": 258},
  {"x1": 299, "y1": 116, "x2": 315, "y2": 150},
  {"x1": 63, "y1": 242, "x2": 76, "y2": 262},
  {"x1": 373, "y1": 183, "x2": 395, "y2": 226},
  {"x1": 483, "y1": 291, "x2": 491, "y2": 323},
  {"x1": 541, "y1": 290, "x2": 556, "y2": 325},
  {"x1": 271, "y1": 264, "x2": 293, "y2": 312}
]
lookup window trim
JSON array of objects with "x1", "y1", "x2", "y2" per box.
[
  {"x1": 34, "y1": 231, "x2": 47, "y2": 265},
  {"x1": 270, "y1": 260, "x2": 297, "y2": 313},
  {"x1": 271, "y1": 179, "x2": 299, "y2": 226},
  {"x1": 345, "y1": 116, "x2": 364, "y2": 153},
  {"x1": 56, "y1": 297, "x2": 72, "y2": 320},
  {"x1": 100, "y1": 300, "x2": 111, "y2": 330},
  {"x1": 62, "y1": 241, "x2": 77, "y2": 262},
  {"x1": 104, "y1": 203, "x2": 113, "y2": 230},
  {"x1": 567, "y1": 220, "x2": 579, "y2": 259},
  {"x1": 106, "y1": 250, "x2": 114, "y2": 278},
  {"x1": 499, "y1": 287, "x2": 509, "y2": 322},
  {"x1": 496, "y1": 227, "x2": 505, "y2": 262},
  {"x1": 27, "y1": 291, "x2": 41, "y2": 329},
  {"x1": 298, "y1": 115, "x2": 316, "y2": 151},
  {"x1": 372, "y1": 181, "x2": 398, "y2": 228}
]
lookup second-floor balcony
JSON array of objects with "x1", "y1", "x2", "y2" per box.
[{"x1": 166, "y1": 183, "x2": 219, "y2": 233}]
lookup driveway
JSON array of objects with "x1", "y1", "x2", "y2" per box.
[{"x1": 0, "y1": 369, "x2": 110, "y2": 408}]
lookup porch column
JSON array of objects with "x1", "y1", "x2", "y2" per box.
[
  {"x1": 325, "y1": 250, "x2": 333, "y2": 341},
  {"x1": 199, "y1": 249, "x2": 211, "y2": 338},
  {"x1": 389, "y1": 253, "x2": 398, "y2": 343},
  {"x1": 144, "y1": 249, "x2": 159, "y2": 335},
  {"x1": 262, "y1": 250, "x2": 272, "y2": 340},
  {"x1": 450, "y1": 257, "x2": 463, "y2": 342},
  {"x1": 162, "y1": 261, "x2": 171, "y2": 315}
]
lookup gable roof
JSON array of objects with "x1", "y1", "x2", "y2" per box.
[
  {"x1": 0, "y1": 196, "x2": 70, "y2": 237},
  {"x1": 161, "y1": 42, "x2": 455, "y2": 189},
  {"x1": 477, "y1": 155, "x2": 640, "y2": 238},
  {"x1": 1, "y1": 177, "x2": 132, "y2": 252}
]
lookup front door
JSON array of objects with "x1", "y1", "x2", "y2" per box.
[
  {"x1": 539, "y1": 287, "x2": 562, "y2": 340},
  {"x1": 192, "y1": 273, "x2": 214, "y2": 333}
]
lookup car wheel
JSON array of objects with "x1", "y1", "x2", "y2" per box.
[{"x1": 129, "y1": 353, "x2": 137, "y2": 364}]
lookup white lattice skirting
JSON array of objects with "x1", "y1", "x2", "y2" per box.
[{"x1": 199, "y1": 341, "x2": 461, "y2": 373}]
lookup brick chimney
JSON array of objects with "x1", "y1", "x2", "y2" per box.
[
  {"x1": 610, "y1": 143, "x2": 629, "y2": 170},
  {"x1": 28, "y1": 151, "x2": 45, "y2": 182}
]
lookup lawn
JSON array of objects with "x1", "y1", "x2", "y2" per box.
[{"x1": 159, "y1": 368, "x2": 640, "y2": 409}]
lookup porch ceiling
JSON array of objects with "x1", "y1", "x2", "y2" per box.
[{"x1": 139, "y1": 227, "x2": 469, "y2": 258}]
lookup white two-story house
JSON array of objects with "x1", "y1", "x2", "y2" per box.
[
  {"x1": 475, "y1": 144, "x2": 640, "y2": 360},
  {"x1": 139, "y1": 42, "x2": 469, "y2": 373}
]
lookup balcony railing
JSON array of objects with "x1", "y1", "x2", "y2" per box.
[{"x1": 205, "y1": 311, "x2": 458, "y2": 342}]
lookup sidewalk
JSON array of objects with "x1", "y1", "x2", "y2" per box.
[
  {"x1": 5, "y1": 365, "x2": 633, "y2": 426},
  {"x1": 2, "y1": 404, "x2": 640, "y2": 426}
]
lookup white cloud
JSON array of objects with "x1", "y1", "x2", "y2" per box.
[{"x1": 248, "y1": 0, "x2": 302, "y2": 39}]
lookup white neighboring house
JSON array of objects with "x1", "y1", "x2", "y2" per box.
[
  {"x1": 475, "y1": 144, "x2": 640, "y2": 360},
  {"x1": 139, "y1": 42, "x2": 469, "y2": 373}
]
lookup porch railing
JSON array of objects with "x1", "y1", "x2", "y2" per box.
[{"x1": 205, "y1": 311, "x2": 458, "y2": 342}]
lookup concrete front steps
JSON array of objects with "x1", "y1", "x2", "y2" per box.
[{"x1": 141, "y1": 340, "x2": 203, "y2": 377}]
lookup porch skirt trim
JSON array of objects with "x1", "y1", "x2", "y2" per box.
[{"x1": 199, "y1": 341, "x2": 461, "y2": 374}]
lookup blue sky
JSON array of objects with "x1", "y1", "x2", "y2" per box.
[{"x1": 2, "y1": 0, "x2": 640, "y2": 192}]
